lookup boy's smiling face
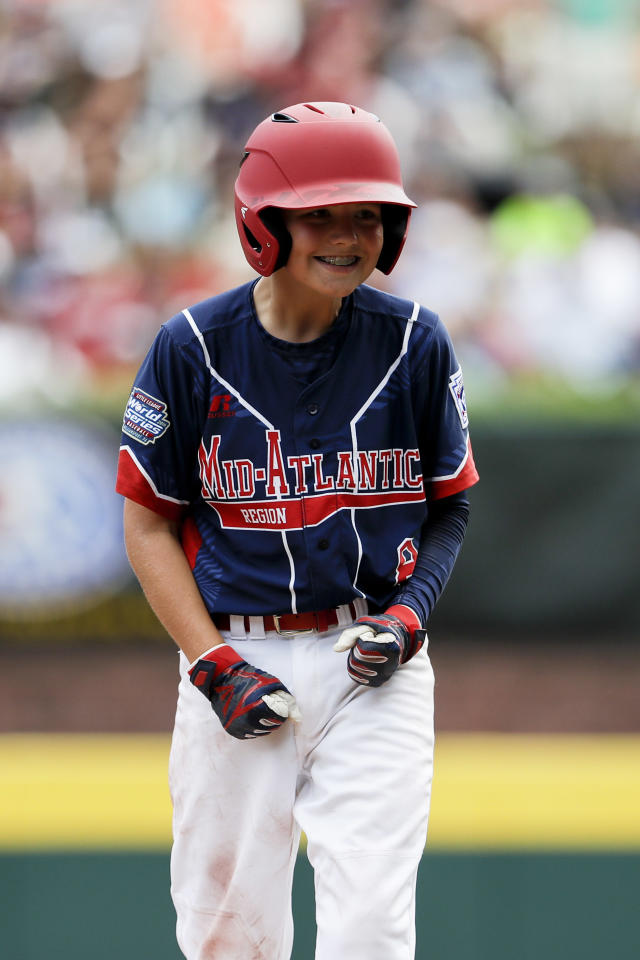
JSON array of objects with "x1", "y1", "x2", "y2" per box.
[{"x1": 280, "y1": 202, "x2": 384, "y2": 300}]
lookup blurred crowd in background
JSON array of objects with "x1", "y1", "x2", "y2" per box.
[{"x1": 1, "y1": 0, "x2": 640, "y2": 415}]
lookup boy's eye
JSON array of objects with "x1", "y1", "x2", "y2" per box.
[{"x1": 356, "y1": 207, "x2": 382, "y2": 222}]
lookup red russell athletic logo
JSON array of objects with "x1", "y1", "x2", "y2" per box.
[{"x1": 208, "y1": 394, "x2": 234, "y2": 418}]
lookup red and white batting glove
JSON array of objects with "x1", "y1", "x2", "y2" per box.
[
  {"x1": 189, "y1": 643, "x2": 301, "y2": 740},
  {"x1": 333, "y1": 605, "x2": 427, "y2": 687}
]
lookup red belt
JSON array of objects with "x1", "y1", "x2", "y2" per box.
[{"x1": 213, "y1": 603, "x2": 358, "y2": 636}]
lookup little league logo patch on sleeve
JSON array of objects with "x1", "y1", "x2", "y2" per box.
[
  {"x1": 122, "y1": 388, "x2": 170, "y2": 445},
  {"x1": 448, "y1": 368, "x2": 469, "y2": 429}
]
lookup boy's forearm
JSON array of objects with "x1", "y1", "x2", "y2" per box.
[{"x1": 123, "y1": 500, "x2": 224, "y2": 663}]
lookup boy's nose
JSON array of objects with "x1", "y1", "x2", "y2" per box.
[{"x1": 329, "y1": 215, "x2": 358, "y2": 243}]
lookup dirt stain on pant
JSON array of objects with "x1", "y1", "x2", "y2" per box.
[{"x1": 198, "y1": 914, "x2": 277, "y2": 960}]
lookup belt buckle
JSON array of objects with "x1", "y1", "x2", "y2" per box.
[{"x1": 272, "y1": 614, "x2": 316, "y2": 637}]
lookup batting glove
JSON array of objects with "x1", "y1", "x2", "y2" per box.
[
  {"x1": 333, "y1": 605, "x2": 427, "y2": 687},
  {"x1": 189, "y1": 644, "x2": 301, "y2": 740}
]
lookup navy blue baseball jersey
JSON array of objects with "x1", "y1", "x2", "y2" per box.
[{"x1": 116, "y1": 280, "x2": 478, "y2": 617}]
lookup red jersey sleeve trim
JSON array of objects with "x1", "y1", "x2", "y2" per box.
[
  {"x1": 116, "y1": 445, "x2": 188, "y2": 521},
  {"x1": 430, "y1": 437, "x2": 479, "y2": 501}
]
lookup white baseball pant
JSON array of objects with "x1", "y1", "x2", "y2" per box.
[{"x1": 169, "y1": 622, "x2": 435, "y2": 960}]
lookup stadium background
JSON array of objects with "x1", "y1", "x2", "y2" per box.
[{"x1": 1, "y1": 0, "x2": 639, "y2": 956}]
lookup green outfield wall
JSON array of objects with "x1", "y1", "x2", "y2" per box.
[
  {"x1": 431, "y1": 422, "x2": 640, "y2": 638},
  {"x1": 1, "y1": 851, "x2": 639, "y2": 960}
]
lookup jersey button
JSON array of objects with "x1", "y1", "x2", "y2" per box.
[
  {"x1": 318, "y1": 538, "x2": 329, "y2": 550},
  {"x1": 310, "y1": 438, "x2": 321, "y2": 449},
  {"x1": 307, "y1": 403, "x2": 319, "y2": 416}
]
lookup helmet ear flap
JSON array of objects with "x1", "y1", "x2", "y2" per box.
[
  {"x1": 235, "y1": 199, "x2": 284, "y2": 276},
  {"x1": 377, "y1": 205, "x2": 411, "y2": 274},
  {"x1": 259, "y1": 208, "x2": 291, "y2": 272}
]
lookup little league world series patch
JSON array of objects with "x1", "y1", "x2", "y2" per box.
[
  {"x1": 448, "y1": 367, "x2": 469, "y2": 429},
  {"x1": 122, "y1": 387, "x2": 171, "y2": 445}
]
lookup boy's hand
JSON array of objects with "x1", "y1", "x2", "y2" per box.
[
  {"x1": 189, "y1": 644, "x2": 301, "y2": 739},
  {"x1": 334, "y1": 608, "x2": 426, "y2": 687}
]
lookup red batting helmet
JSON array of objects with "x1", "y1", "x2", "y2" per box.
[{"x1": 234, "y1": 101, "x2": 416, "y2": 276}]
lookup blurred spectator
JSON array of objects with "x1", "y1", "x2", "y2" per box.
[{"x1": 0, "y1": 0, "x2": 638, "y2": 414}]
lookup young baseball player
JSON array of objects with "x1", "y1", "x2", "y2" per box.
[{"x1": 117, "y1": 102, "x2": 478, "y2": 960}]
